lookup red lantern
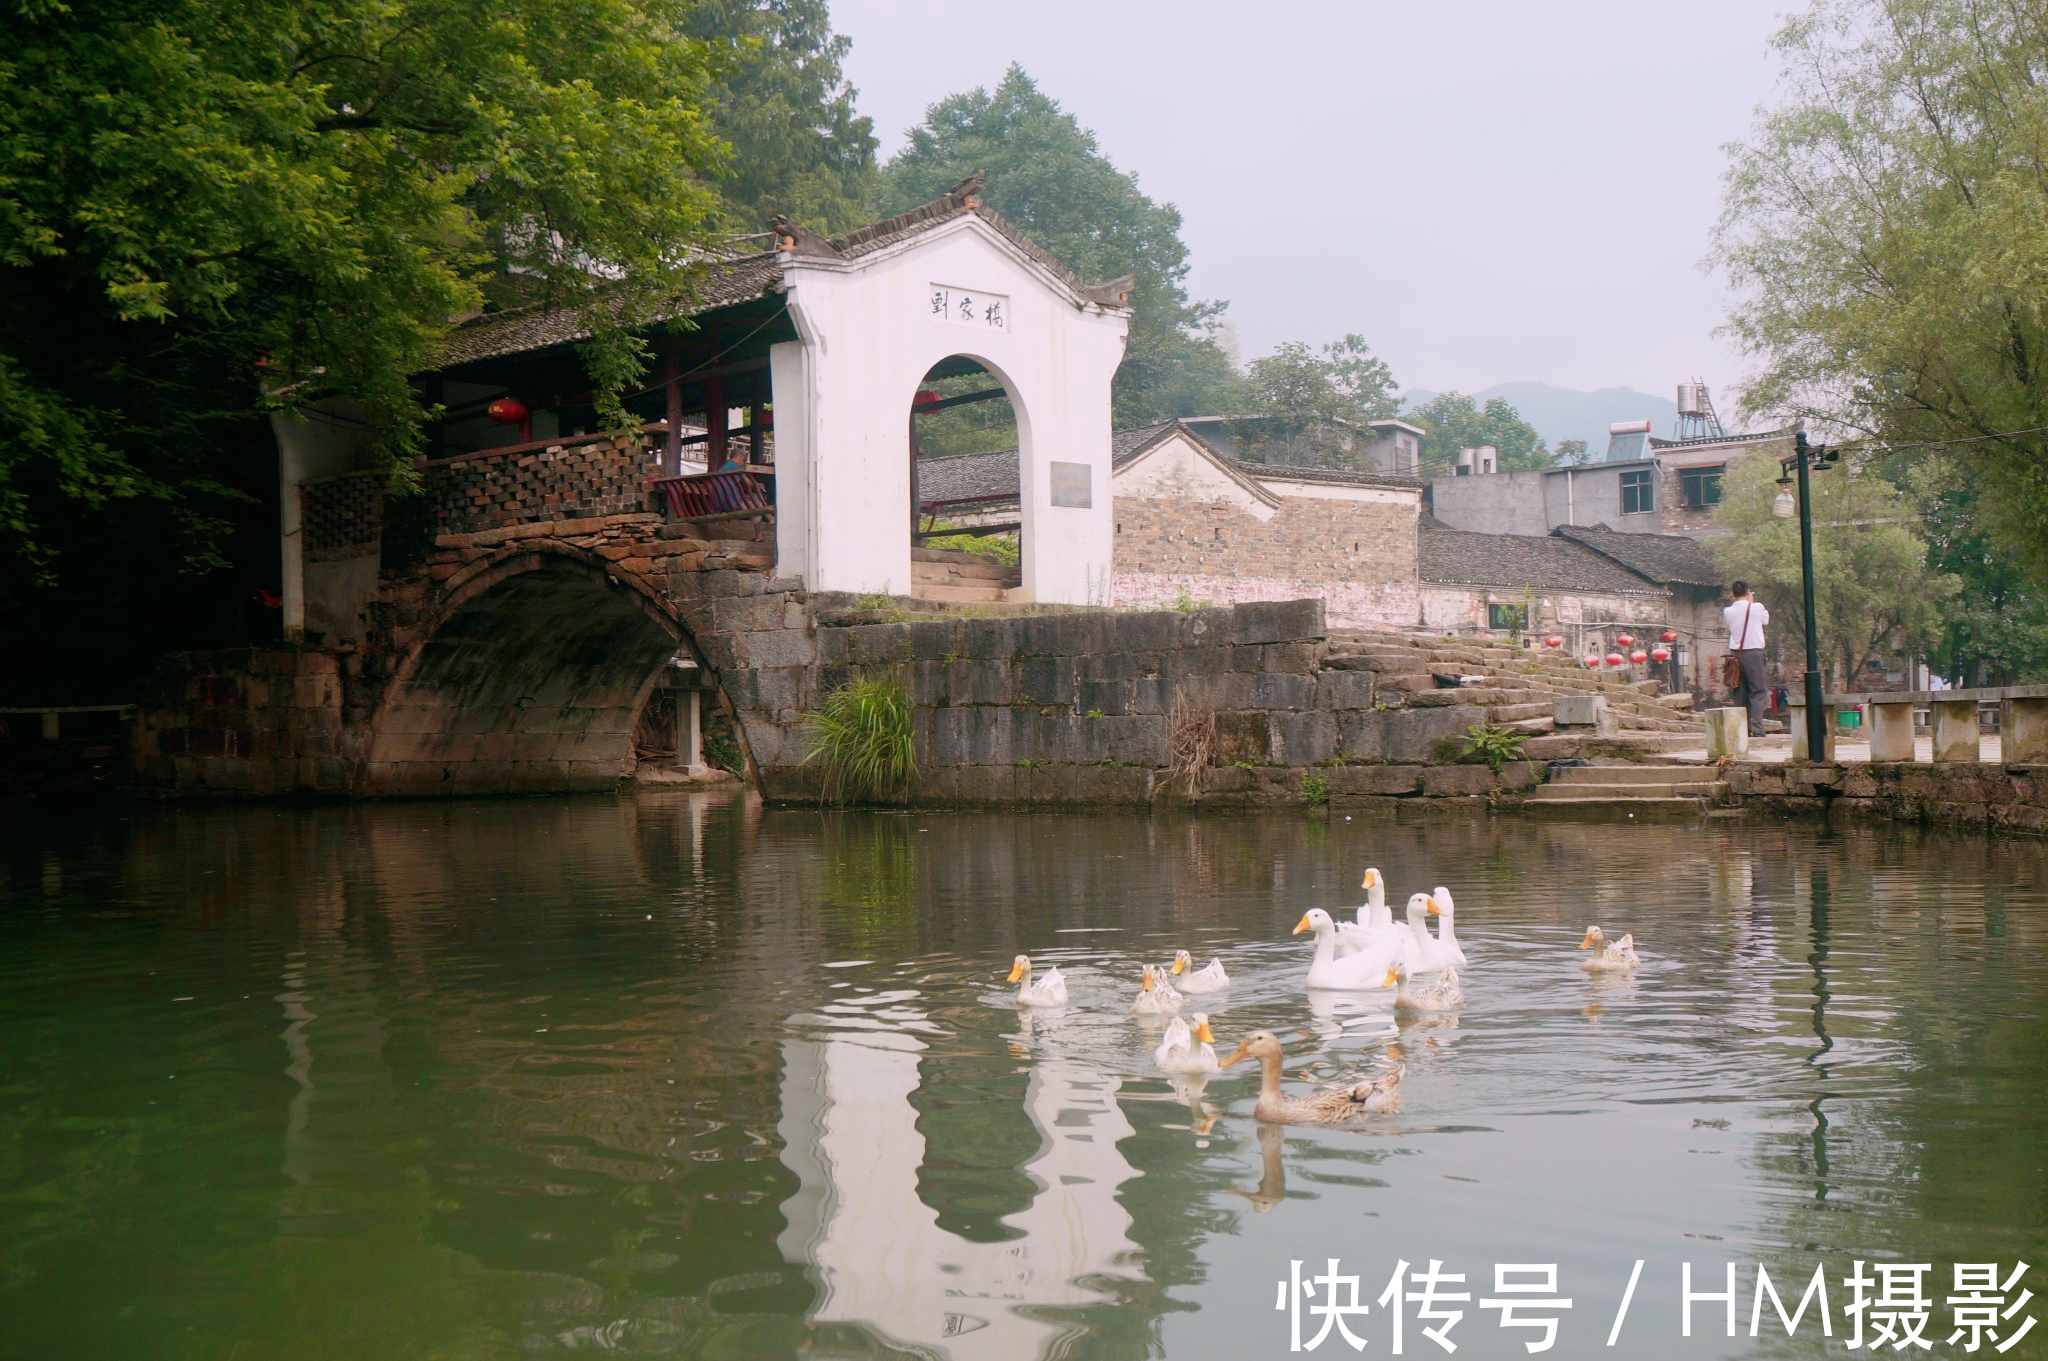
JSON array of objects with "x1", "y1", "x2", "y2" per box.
[
  {"x1": 1661, "y1": 630, "x2": 1678, "y2": 644},
  {"x1": 1651, "y1": 646, "x2": 1671, "y2": 663},
  {"x1": 1605, "y1": 653, "x2": 1625, "y2": 667},
  {"x1": 1630, "y1": 649, "x2": 1649, "y2": 665},
  {"x1": 912, "y1": 389, "x2": 945, "y2": 412},
  {"x1": 1615, "y1": 633, "x2": 1635, "y2": 648},
  {"x1": 1582, "y1": 654, "x2": 1601, "y2": 669},
  {"x1": 1544, "y1": 635, "x2": 1564, "y2": 649},
  {"x1": 486, "y1": 396, "x2": 529, "y2": 426}
]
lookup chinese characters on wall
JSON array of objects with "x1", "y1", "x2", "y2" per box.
[{"x1": 928, "y1": 285, "x2": 1010, "y2": 333}]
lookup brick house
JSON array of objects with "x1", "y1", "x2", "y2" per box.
[{"x1": 918, "y1": 420, "x2": 1423, "y2": 628}]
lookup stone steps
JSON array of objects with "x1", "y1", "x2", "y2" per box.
[{"x1": 1527, "y1": 761, "x2": 1729, "y2": 806}]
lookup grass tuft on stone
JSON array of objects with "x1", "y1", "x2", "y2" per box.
[{"x1": 803, "y1": 674, "x2": 917, "y2": 804}]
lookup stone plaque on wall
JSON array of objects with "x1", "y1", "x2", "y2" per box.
[{"x1": 1049, "y1": 461, "x2": 1092, "y2": 508}]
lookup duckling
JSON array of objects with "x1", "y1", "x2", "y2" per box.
[
  {"x1": 1007, "y1": 954, "x2": 1068, "y2": 1006},
  {"x1": 1170, "y1": 949, "x2": 1231, "y2": 994},
  {"x1": 1218, "y1": 1030, "x2": 1404, "y2": 1124},
  {"x1": 1390, "y1": 960, "x2": 1464, "y2": 1012},
  {"x1": 1578, "y1": 926, "x2": 1639, "y2": 973},
  {"x1": 1154, "y1": 1013, "x2": 1220, "y2": 1074},
  {"x1": 1130, "y1": 962, "x2": 1185, "y2": 1015}
]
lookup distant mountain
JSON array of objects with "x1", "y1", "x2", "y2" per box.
[{"x1": 1401, "y1": 381, "x2": 1680, "y2": 455}]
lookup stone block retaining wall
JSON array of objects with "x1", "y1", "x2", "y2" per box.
[{"x1": 1729, "y1": 761, "x2": 2048, "y2": 835}]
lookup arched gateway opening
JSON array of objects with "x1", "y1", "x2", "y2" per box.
[
  {"x1": 906, "y1": 356, "x2": 1025, "y2": 602},
  {"x1": 363, "y1": 557, "x2": 706, "y2": 796}
]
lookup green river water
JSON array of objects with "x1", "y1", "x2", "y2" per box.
[{"x1": 2, "y1": 794, "x2": 2044, "y2": 1360}]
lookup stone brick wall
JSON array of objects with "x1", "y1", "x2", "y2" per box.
[
  {"x1": 1728, "y1": 759, "x2": 2048, "y2": 836},
  {"x1": 303, "y1": 471, "x2": 382, "y2": 562},
  {"x1": 1111, "y1": 492, "x2": 1418, "y2": 627},
  {"x1": 756, "y1": 597, "x2": 1382, "y2": 804},
  {"x1": 423, "y1": 432, "x2": 663, "y2": 538},
  {"x1": 132, "y1": 649, "x2": 347, "y2": 795}
]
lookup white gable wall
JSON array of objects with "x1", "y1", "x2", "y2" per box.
[
  {"x1": 1112, "y1": 433, "x2": 1276, "y2": 521},
  {"x1": 773, "y1": 217, "x2": 1128, "y2": 603}
]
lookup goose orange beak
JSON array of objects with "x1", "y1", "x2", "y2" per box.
[
  {"x1": 1007, "y1": 962, "x2": 1025, "y2": 982},
  {"x1": 1362, "y1": 869, "x2": 1378, "y2": 888},
  {"x1": 1196, "y1": 1020, "x2": 1215, "y2": 1043},
  {"x1": 1218, "y1": 1040, "x2": 1251, "y2": 1067},
  {"x1": 1170, "y1": 956, "x2": 1186, "y2": 974},
  {"x1": 1382, "y1": 966, "x2": 1399, "y2": 987},
  {"x1": 1140, "y1": 969, "x2": 1154, "y2": 991},
  {"x1": 1425, "y1": 896, "x2": 1441, "y2": 916},
  {"x1": 1292, "y1": 914, "x2": 1313, "y2": 935}
]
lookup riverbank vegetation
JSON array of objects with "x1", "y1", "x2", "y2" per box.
[{"x1": 1716, "y1": 0, "x2": 2048, "y2": 683}]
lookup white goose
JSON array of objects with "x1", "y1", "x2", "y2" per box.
[
  {"x1": 1334, "y1": 867, "x2": 1398, "y2": 957},
  {"x1": 1431, "y1": 886, "x2": 1471, "y2": 968},
  {"x1": 1398, "y1": 892, "x2": 1463, "y2": 975},
  {"x1": 1154, "y1": 1013, "x2": 1220, "y2": 1074},
  {"x1": 1007, "y1": 954, "x2": 1068, "y2": 1006},
  {"x1": 1579, "y1": 926, "x2": 1639, "y2": 973},
  {"x1": 1295, "y1": 907, "x2": 1409, "y2": 991},
  {"x1": 1170, "y1": 949, "x2": 1231, "y2": 994},
  {"x1": 1130, "y1": 962, "x2": 1185, "y2": 1015}
]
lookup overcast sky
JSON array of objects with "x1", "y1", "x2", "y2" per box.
[{"x1": 832, "y1": 0, "x2": 1797, "y2": 404}]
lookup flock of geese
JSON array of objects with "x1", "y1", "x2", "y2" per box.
[{"x1": 1004, "y1": 867, "x2": 1642, "y2": 1126}]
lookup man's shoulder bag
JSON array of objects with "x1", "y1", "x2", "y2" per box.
[{"x1": 1721, "y1": 602, "x2": 1753, "y2": 690}]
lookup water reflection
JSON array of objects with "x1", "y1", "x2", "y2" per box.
[
  {"x1": 2, "y1": 800, "x2": 2046, "y2": 1360},
  {"x1": 779, "y1": 1014, "x2": 1144, "y2": 1357}
]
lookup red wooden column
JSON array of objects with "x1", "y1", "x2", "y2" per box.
[
  {"x1": 662, "y1": 341, "x2": 682, "y2": 474},
  {"x1": 706, "y1": 374, "x2": 727, "y2": 469}
]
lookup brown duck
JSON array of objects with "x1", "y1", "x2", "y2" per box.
[{"x1": 1218, "y1": 1030, "x2": 1404, "y2": 1124}]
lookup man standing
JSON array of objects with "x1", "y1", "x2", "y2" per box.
[{"x1": 1723, "y1": 581, "x2": 1770, "y2": 737}]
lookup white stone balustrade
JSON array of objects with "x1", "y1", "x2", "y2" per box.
[{"x1": 1790, "y1": 685, "x2": 2048, "y2": 765}]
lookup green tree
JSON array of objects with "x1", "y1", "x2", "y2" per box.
[
  {"x1": 685, "y1": 0, "x2": 878, "y2": 233},
  {"x1": 1237, "y1": 334, "x2": 1398, "y2": 467},
  {"x1": 876, "y1": 65, "x2": 1241, "y2": 425},
  {"x1": 1707, "y1": 453, "x2": 1960, "y2": 688},
  {"x1": 1715, "y1": 0, "x2": 2048, "y2": 583},
  {"x1": 1405, "y1": 392, "x2": 1551, "y2": 472},
  {"x1": 1904, "y1": 458, "x2": 2048, "y2": 684},
  {"x1": 0, "y1": 0, "x2": 729, "y2": 695}
]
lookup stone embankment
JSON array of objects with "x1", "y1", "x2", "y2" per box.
[
  {"x1": 1726, "y1": 760, "x2": 2048, "y2": 835},
  {"x1": 774, "y1": 601, "x2": 1706, "y2": 806}
]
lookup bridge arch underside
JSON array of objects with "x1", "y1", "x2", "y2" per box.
[{"x1": 364, "y1": 564, "x2": 684, "y2": 796}]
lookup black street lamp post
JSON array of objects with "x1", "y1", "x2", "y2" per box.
[{"x1": 1777, "y1": 431, "x2": 1838, "y2": 762}]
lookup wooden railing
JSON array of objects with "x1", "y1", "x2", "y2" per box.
[{"x1": 651, "y1": 468, "x2": 775, "y2": 523}]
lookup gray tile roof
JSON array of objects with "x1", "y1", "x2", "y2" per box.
[
  {"x1": 429, "y1": 185, "x2": 1131, "y2": 373},
  {"x1": 915, "y1": 421, "x2": 1189, "y2": 508},
  {"x1": 1419, "y1": 529, "x2": 1664, "y2": 594},
  {"x1": 1553, "y1": 523, "x2": 1723, "y2": 587},
  {"x1": 433, "y1": 253, "x2": 785, "y2": 370},
  {"x1": 1241, "y1": 460, "x2": 1423, "y2": 491}
]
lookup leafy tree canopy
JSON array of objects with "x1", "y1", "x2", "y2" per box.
[
  {"x1": 1405, "y1": 392, "x2": 1552, "y2": 472},
  {"x1": 686, "y1": 0, "x2": 878, "y2": 234},
  {"x1": 1707, "y1": 453, "x2": 1960, "y2": 688},
  {"x1": 1715, "y1": 0, "x2": 2048, "y2": 583},
  {"x1": 0, "y1": 0, "x2": 730, "y2": 693},
  {"x1": 876, "y1": 65, "x2": 1241, "y2": 426},
  {"x1": 1231, "y1": 335, "x2": 1399, "y2": 467}
]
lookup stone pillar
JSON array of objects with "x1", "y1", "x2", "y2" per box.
[
  {"x1": 678, "y1": 687, "x2": 705, "y2": 774},
  {"x1": 1790, "y1": 702, "x2": 1837, "y2": 761},
  {"x1": 1704, "y1": 707, "x2": 1749, "y2": 759},
  {"x1": 2001, "y1": 695, "x2": 2048, "y2": 764},
  {"x1": 1868, "y1": 701, "x2": 1916, "y2": 762},
  {"x1": 1931, "y1": 699, "x2": 1981, "y2": 763}
]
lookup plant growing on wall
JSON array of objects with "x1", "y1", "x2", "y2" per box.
[
  {"x1": 802, "y1": 674, "x2": 917, "y2": 804},
  {"x1": 1460, "y1": 722, "x2": 1527, "y2": 775},
  {"x1": 1301, "y1": 770, "x2": 1331, "y2": 806},
  {"x1": 1167, "y1": 692, "x2": 1216, "y2": 796}
]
